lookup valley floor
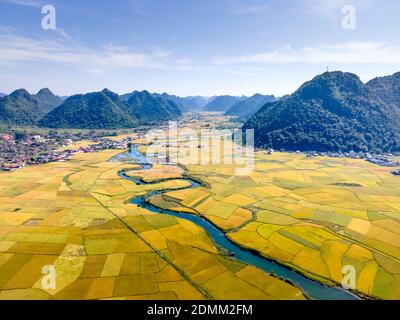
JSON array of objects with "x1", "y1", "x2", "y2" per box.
[
  {"x1": 0, "y1": 138, "x2": 304, "y2": 300},
  {"x1": 2, "y1": 115, "x2": 400, "y2": 300}
]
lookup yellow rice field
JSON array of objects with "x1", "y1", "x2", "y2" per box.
[
  {"x1": 0, "y1": 137, "x2": 304, "y2": 300},
  {"x1": 140, "y1": 115, "x2": 400, "y2": 300}
]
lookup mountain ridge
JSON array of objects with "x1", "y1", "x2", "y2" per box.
[
  {"x1": 39, "y1": 89, "x2": 183, "y2": 129},
  {"x1": 203, "y1": 95, "x2": 245, "y2": 112},
  {"x1": 243, "y1": 71, "x2": 400, "y2": 153},
  {"x1": 126, "y1": 90, "x2": 182, "y2": 124},
  {"x1": 0, "y1": 88, "x2": 62, "y2": 126},
  {"x1": 366, "y1": 72, "x2": 400, "y2": 108},
  {"x1": 39, "y1": 89, "x2": 138, "y2": 129},
  {"x1": 225, "y1": 94, "x2": 276, "y2": 116}
]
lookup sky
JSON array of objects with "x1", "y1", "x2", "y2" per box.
[{"x1": 0, "y1": 0, "x2": 399, "y2": 97}]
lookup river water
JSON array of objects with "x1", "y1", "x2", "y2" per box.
[{"x1": 116, "y1": 146, "x2": 360, "y2": 300}]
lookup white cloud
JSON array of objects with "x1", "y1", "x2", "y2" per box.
[
  {"x1": 1, "y1": 0, "x2": 96, "y2": 17},
  {"x1": 214, "y1": 41, "x2": 400, "y2": 65},
  {"x1": 175, "y1": 58, "x2": 192, "y2": 66},
  {"x1": 152, "y1": 49, "x2": 172, "y2": 59},
  {"x1": 232, "y1": 5, "x2": 269, "y2": 14},
  {"x1": 50, "y1": 28, "x2": 80, "y2": 45},
  {"x1": 1, "y1": 0, "x2": 43, "y2": 7},
  {"x1": 0, "y1": 29, "x2": 187, "y2": 74},
  {"x1": 304, "y1": 0, "x2": 375, "y2": 19}
]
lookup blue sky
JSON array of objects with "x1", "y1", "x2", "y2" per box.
[{"x1": 0, "y1": 0, "x2": 399, "y2": 97}]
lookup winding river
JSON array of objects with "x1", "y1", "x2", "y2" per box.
[{"x1": 116, "y1": 146, "x2": 360, "y2": 300}]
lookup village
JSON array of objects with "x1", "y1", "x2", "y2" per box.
[
  {"x1": 0, "y1": 131, "x2": 133, "y2": 171},
  {"x1": 275, "y1": 149, "x2": 400, "y2": 175},
  {"x1": 2, "y1": 122, "x2": 400, "y2": 175}
]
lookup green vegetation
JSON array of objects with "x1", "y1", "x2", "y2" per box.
[
  {"x1": 126, "y1": 90, "x2": 182, "y2": 123},
  {"x1": 0, "y1": 89, "x2": 61, "y2": 126},
  {"x1": 244, "y1": 71, "x2": 400, "y2": 153},
  {"x1": 39, "y1": 89, "x2": 138, "y2": 129},
  {"x1": 367, "y1": 71, "x2": 400, "y2": 107},
  {"x1": 1, "y1": 89, "x2": 182, "y2": 130},
  {"x1": 39, "y1": 89, "x2": 182, "y2": 129}
]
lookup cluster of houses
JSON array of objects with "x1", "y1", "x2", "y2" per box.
[
  {"x1": 264, "y1": 148, "x2": 400, "y2": 169},
  {"x1": 0, "y1": 131, "x2": 132, "y2": 172},
  {"x1": 301, "y1": 150, "x2": 400, "y2": 166},
  {"x1": 78, "y1": 139, "x2": 131, "y2": 154},
  {"x1": 302, "y1": 151, "x2": 400, "y2": 164}
]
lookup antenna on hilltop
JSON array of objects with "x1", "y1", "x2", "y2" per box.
[{"x1": 326, "y1": 66, "x2": 329, "y2": 72}]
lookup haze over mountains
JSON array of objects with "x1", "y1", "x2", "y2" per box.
[
  {"x1": 244, "y1": 71, "x2": 400, "y2": 153},
  {"x1": 0, "y1": 87, "x2": 255, "y2": 129},
  {"x1": 225, "y1": 94, "x2": 276, "y2": 116},
  {"x1": 2, "y1": 70, "x2": 400, "y2": 153},
  {"x1": 203, "y1": 95, "x2": 246, "y2": 112},
  {"x1": 0, "y1": 88, "x2": 214, "y2": 129},
  {"x1": 144, "y1": 93, "x2": 211, "y2": 112}
]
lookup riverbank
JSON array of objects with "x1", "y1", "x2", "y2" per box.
[{"x1": 119, "y1": 146, "x2": 360, "y2": 300}]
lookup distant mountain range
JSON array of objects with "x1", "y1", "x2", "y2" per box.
[
  {"x1": 225, "y1": 94, "x2": 276, "y2": 116},
  {"x1": 0, "y1": 88, "x2": 210, "y2": 129},
  {"x1": 4, "y1": 71, "x2": 400, "y2": 151},
  {"x1": 122, "y1": 92, "x2": 211, "y2": 112},
  {"x1": 244, "y1": 71, "x2": 400, "y2": 153},
  {"x1": 39, "y1": 89, "x2": 182, "y2": 129},
  {"x1": 0, "y1": 88, "x2": 62, "y2": 126},
  {"x1": 0, "y1": 86, "x2": 241, "y2": 129},
  {"x1": 150, "y1": 93, "x2": 211, "y2": 112},
  {"x1": 203, "y1": 95, "x2": 246, "y2": 112}
]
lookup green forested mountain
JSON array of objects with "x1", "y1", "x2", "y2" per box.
[
  {"x1": 225, "y1": 94, "x2": 276, "y2": 116},
  {"x1": 203, "y1": 95, "x2": 245, "y2": 112},
  {"x1": 39, "y1": 89, "x2": 138, "y2": 129},
  {"x1": 33, "y1": 88, "x2": 62, "y2": 114},
  {"x1": 243, "y1": 72, "x2": 400, "y2": 153},
  {"x1": 0, "y1": 89, "x2": 41, "y2": 126},
  {"x1": 0, "y1": 88, "x2": 62, "y2": 126},
  {"x1": 126, "y1": 90, "x2": 182, "y2": 123},
  {"x1": 366, "y1": 72, "x2": 400, "y2": 108},
  {"x1": 122, "y1": 91, "x2": 210, "y2": 112},
  {"x1": 39, "y1": 89, "x2": 182, "y2": 129},
  {"x1": 148, "y1": 93, "x2": 185, "y2": 111}
]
